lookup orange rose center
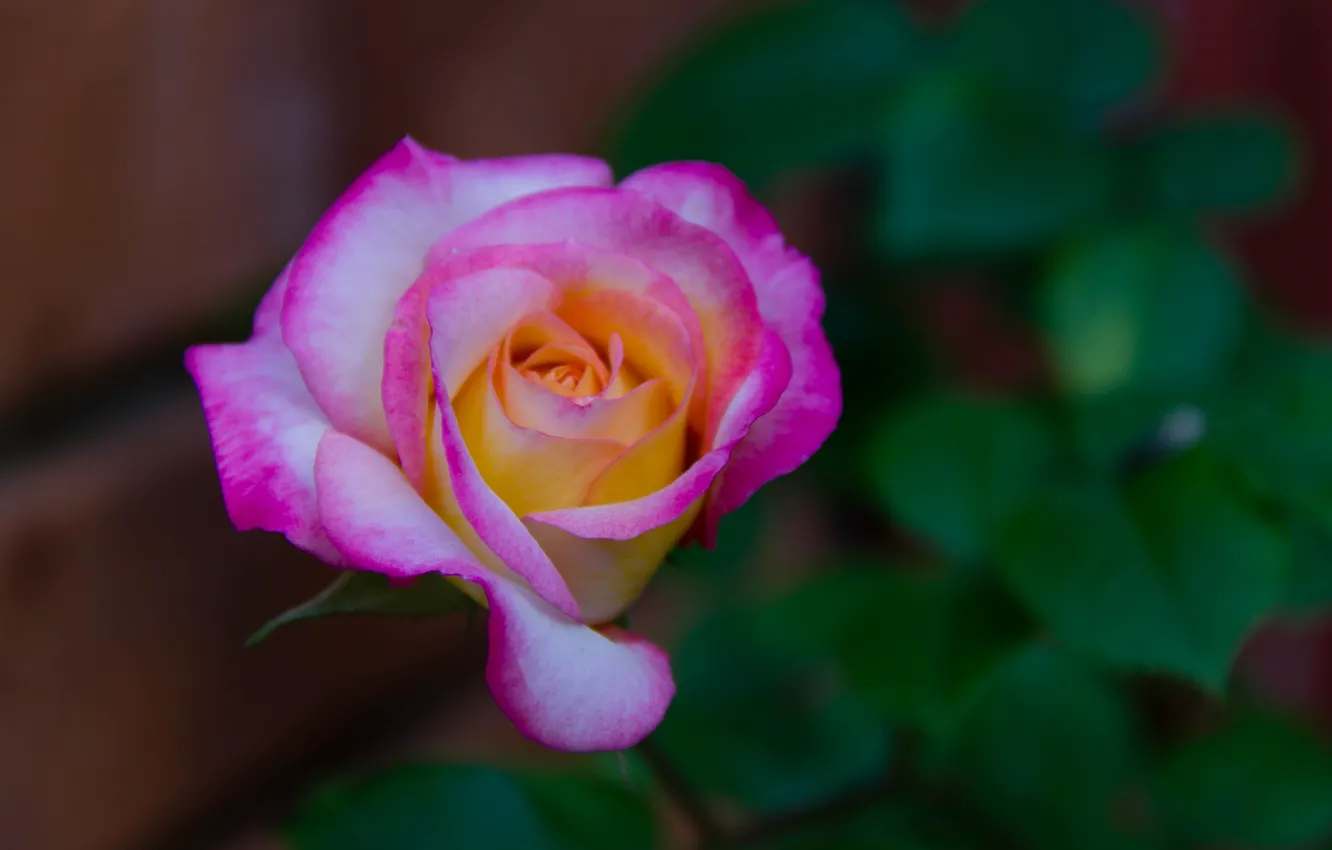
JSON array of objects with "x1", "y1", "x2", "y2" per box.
[{"x1": 516, "y1": 341, "x2": 608, "y2": 401}]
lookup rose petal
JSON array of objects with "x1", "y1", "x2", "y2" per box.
[
  {"x1": 454, "y1": 354, "x2": 625, "y2": 516},
  {"x1": 523, "y1": 330, "x2": 791, "y2": 621},
  {"x1": 185, "y1": 270, "x2": 340, "y2": 564},
  {"x1": 384, "y1": 264, "x2": 560, "y2": 489},
  {"x1": 383, "y1": 242, "x2": 651, "y2": 488},
  {"x1": 604, "y1": 333, "x2": 635, "y2": 398},
  {"x1": 527, "y1": 498, "x2": 704, "y2": 625},
  {"x1": 499, "y1": 365, "x2": 674, "y2": 445},
  {"x1": 285, "y1": 139, "x2": 612, "y2": 454},
  {"x1": 426, "y1": 279, "x2": 581, "y2": 619},
  {"x1": 314, "y1": 430, "x2": 673, "y2": 751},
  {"x1": 581, "y1": 394, "x2": 690, "y2": 508},
  {"x1": 621, "y1": 163, "x2": 841, "y2": 539},
  {"x1": 558, "y1": 288, "x2": 696, "y2": 412},
  {"x1": 388, "y1": 244, "x2": 700, "y2": 489},
  {"x1": 427, "y1": 188, "x2": 766, "y2": 448},
  {"x1": 506, "y1": 312, "x2": 599, "y2": 377}
]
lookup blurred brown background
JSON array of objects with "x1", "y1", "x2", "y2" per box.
[{"x1": 1, "y1": 1, "x2": 1330, "y2": 849}]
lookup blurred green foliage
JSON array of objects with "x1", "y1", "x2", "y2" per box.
[
  {"x1": 284, "y1": 764, "x2": 655, "y2": 850},
  {"x1": 287, "y1": 0, "x2": 1331, "y2": 847}
]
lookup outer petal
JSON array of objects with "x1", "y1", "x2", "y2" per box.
[
  {"x1": 620, "y1": 164, "x2": 841, "y2": 536},
  {"x1": 314, "y1": 431, "x2": 674, "y2": 752},
  {"x1": 185, "y1": 271, "x2": 340, "y2": 564},
  {"x1": 284, "y1": 138, "x2": 612, "y2": 453},
  {"x1": 426, "y1": 188, "x2": 766, "y2": 448},
  {"x1": 426, "y1": 276, "x2": 581, "y2": 619},
  {"x1": 524, "y1": 330, "x2": 792, "y2": 623}
]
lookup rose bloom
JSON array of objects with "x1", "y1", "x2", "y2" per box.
[{"x1": 186, "y1": 140, "x2": 839, "y2": 751}]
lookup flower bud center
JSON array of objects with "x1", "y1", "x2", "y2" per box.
[{"x1": 518, "y1": 341, "x2": 606, "y2": 399}]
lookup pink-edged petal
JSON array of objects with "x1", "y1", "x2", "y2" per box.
[
  {"x1": 711, "y1": 330, "x2": 795, "y2": 456},
  {"x1": 621, "y1": 163, "x2": 842, "y2": 535},
  {"x1": 383, "y1": 242, "x2": 637, "y2": 489},
  {"x1": 314, "y1": 430, "x2": 673, "y2": 752},
  {"x1": 426, "y1": 282, "x2": 580, "y2": 619},
  {"x1": 185, "y1": 271, "x2": 341, "y2": 564},
  {"x1": 315, "y1": 429, "x2": 482, "y2": 576},
  {"x1": 426, "y1": 188, "x2": 766, "y2": 446},
  {"x1": 386, "y1": 242, "x2": 702, "y2": 481},
  {"x1": 285, "y1": 139, "x2": 612, "y2": 454},
  {"x1": 384, "y1": 265, "x2": 561, "y2": 489},
  {"x1": 485, "y1": 579, "x2": 674, "y2": 752},
  {"x1": 453, "y1": 356, "x2": 625, "y2": 516},
  {"x1": 523, "y1": 331, "x2": 792, "y2": 621},
  {"x1": 427, "y1": 268, "x2": 563, "y2": 402}
]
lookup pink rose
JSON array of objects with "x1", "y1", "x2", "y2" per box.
[{"x1": 186, "y1": 139, "x2": 840, "y2": 751}]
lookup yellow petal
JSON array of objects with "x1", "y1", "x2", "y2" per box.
[
  {"x1": 558, "y1": 290, "x2": 695, "y2": 410},
  {"x1": 453, "y1": 356, "x2": 625, "y2": 516},
  {"x1": 580, "y1": 392, "x2": 690, "y2": 507},
  {"x1": 525, "y1": 497, "x2": 704, "y2": 624}
]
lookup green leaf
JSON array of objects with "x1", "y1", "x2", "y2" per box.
[
  {"x1": 1213, "y1": 326, "x2": 1332, "y2": 510},
  {"x1": 953, "y1": 0, "x2": 1162, "y2": 123},
  {"x1": 945, "y1": 645, "x2": 1143, "y2": 850},
  {"x1": 1140, "y1": 111, "x2": 1300, "y2": 218},
  {"x1": 1040, "y1": 224, "x2": 1244, "y2": 396},
  {"x1": 751, "y1": 567, "x2": 1033, "y2": 735},
  {"x1": 610, "y1": 0, "x2": 923, "y2": 188},
  {"x1": 654, "y1": 609, "x2": 890, "y2": 814},
  {"x1": 870, "y1": 395, "x2": 1054, "y2": 563},
  {"x1": 879, "y1": 73, "x2": 1112, "y2": 256},
  {"x1": 1285, "y1": 507, "x2": 1332, "y2": 617},
  {"x1": 1000, "y1": 449, "x2": 1289, "y2": 688},
  {"x1": 248, "y1": 571, "x2": 474, "y2": 645},
  {"x1": 1211, "y1": 327, "x2": 1332, "y2": 615},
  {"x1": 284, "y1": 763, "x2": 655, "y2": 850},
  {"x1": 1153, "y1": 712, "x2": 1332, "y2": 848}
]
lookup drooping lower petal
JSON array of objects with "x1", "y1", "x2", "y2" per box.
[
  {"x1": 314, "y1": 430, "x2": 674, "y2": 752},
  {"x1": 185, "y1": 271, "x2": 340, "y2": 564}
]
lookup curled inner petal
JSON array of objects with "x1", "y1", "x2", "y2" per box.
[
  {"x1": 454, "y1": 352, "x2": 625, "y2": 517},
  {"x1": 452, "y1": 286, "x2": 699, "y2": 522}
]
